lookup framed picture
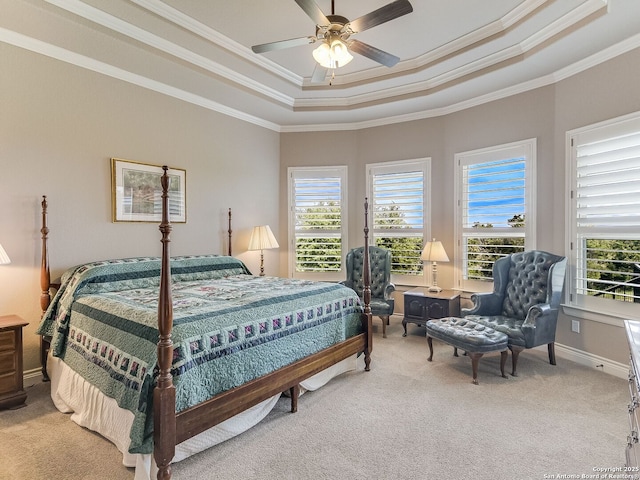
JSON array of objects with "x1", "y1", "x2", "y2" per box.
[{"x1": 111, "y1": 158, "x2": 186, "y2": 223}]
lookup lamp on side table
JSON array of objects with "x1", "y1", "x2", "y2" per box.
[
  {"x1": 420, "y1": 238, "x2": 449, "y2": 293},
  {"x1": 248, "y1": 225, "x2": 279, "y2": 276}
]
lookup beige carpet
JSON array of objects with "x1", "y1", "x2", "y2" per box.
[{"x1": 0, "y1": 318, "x2": 629, "y2": 480}]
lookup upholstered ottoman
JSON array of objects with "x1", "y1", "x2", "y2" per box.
[{"x1": 426, "y1": 317, "x2": 509, "y2": 384}]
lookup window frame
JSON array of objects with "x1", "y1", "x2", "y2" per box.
[
  {"x1": 454, "y1": 138, "x2": 537, "y2": 292},
  {"x1": 287, "y1": 165, "x2": 348, "y2": 281},
  {"x1": 366, "y1": 158, "x2": 431, "y2": 287},
  {"x1": 565, "y1": 111, "x2": 640, "y2": 322}
]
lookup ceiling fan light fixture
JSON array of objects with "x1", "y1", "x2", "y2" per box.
[{"x1": 312, "y1": 38, "x2": 353, "y2": 69}]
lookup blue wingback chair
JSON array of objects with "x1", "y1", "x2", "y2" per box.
[
  {"x1": 341, "y1": 246, "x2": 395, "y2": 338},
  {"x1": 462, "y1": 250, "x2": 567, "y2": 376}
]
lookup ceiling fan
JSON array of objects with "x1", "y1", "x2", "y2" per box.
[{"x1": 251, "y1": 0, "x2": 413, "y2": 83}]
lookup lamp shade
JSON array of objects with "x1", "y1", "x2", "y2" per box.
[
  {"x1": 0, "y1": 244, "x2": 10, "y2": 265},
  {"x1": 420, "y1": 239, "x2": 449, "y2": 263},
  {"x1": 248, "y1": 225, "x2": 279, "y2": 251}
]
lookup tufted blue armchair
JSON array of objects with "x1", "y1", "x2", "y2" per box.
[
  {"x1": 341, "y1": 246, "x2": 395, "y2": 338},
  {"x1": 462, "y1": 250, "x2": 567, "y2": 376}
]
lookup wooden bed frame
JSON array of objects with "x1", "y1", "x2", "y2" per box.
[{"x1": 39, "y1": 167, "x2": 373, "y2": 480}]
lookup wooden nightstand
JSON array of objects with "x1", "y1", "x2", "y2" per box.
[
  {"x1": 402, "y1": 288, "x2": 460, "y2": 337},
  {"x1": 0, "y1": 315, "x2": 29, "y2": 409}
]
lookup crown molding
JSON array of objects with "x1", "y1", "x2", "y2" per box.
[
  {"x1": 0, "y1": 27, "x2": 280, "y2": 132},
  {"x1": 45, "y1": 0, "x2": 296, "y2": 107},
  {"x1": 129, "y1": 0, "x2": 303, "y2": 87}
]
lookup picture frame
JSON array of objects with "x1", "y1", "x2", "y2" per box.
[{"x1": 111, "y1": 158, "x2": 186, "y2": 223}]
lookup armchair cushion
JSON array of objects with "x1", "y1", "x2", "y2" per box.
[{"x1": 461, "y1": 315, "x2": 526, "y2": 347}]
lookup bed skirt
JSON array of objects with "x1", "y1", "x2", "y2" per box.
[{"x1": 48, "y1": 352, "x2": 362, "y2": 479}]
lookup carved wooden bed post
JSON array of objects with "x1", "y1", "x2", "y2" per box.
[
  {"x1": 363, "y1": 197, "x2": 372, "y2": 371},
  {"x1": 154, "y1": 166, "x2": 176, "y2": 479},
  {"x1": 228, "y1": 208, "x2": 232, "y2": 256},
  {"x1": 40, "y1": 195, "x2": 51, "y2": 381}
]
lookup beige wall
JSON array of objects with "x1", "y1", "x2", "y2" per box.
[
  {"x1": 281, "y1": 47, "x2": 640, "y2": 366},
  {"x1": 0, "y1": 43, "x2": 281, "y2": 373}
]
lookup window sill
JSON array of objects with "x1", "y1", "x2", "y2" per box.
[{"x1": 561, "y1": 304, "x2": 627, "y2": 328}]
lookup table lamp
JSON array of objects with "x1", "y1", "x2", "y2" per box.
[
  {"x1": 248, "y1": 225, "x2": 279, "y2": 276},
  {"x1": 420, "y1": 238, "x2": 449, "y2": 292}
]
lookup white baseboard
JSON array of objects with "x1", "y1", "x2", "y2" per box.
[
  {"x1": 552, "y1": 343, "x2": 629, "y2": 380},
  {"x1": 24, "y1": 367, "x2": 45, "y2": 388}
]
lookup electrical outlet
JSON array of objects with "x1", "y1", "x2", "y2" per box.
[{"x1": 571, "y1": 319, "x2": 580, "y2": 333}]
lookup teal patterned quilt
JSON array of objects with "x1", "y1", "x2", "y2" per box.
[{"x1": 37, "y1": 255, "x2": 364, "y2": 454}]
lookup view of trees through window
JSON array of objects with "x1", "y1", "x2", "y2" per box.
[
  {"x1": 466, "y1": 214, "x2": 525, "y2": 280},
  {"x1": 295, "y1": 201, "x2": 342, "y2": 272},
  {"x1": 296, "y1": 201, "x2": 423, "y2": 274},
  {"x1": 373, "y1": 204, "x2": 424, "y2": 276},
  {"x1": 580, "y1": 239, "x2": 640, "y2": 302}
]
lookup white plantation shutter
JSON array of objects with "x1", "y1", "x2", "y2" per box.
[
  {"x1": 455, "y1": 139, "x2": 536, "y2": 290},
  {"x1": 576, "y1": 132, "x2": 640, "y2": 229},
  {"x1": 372, "y1": 171, "x2": 424, "y2": 230},
  {"x1": 570, "y1": 114, "x2": 640, "y2": 309},
  {"x1": 367, "y1": 159, "x2": 430, "y2": 285},
  {"x1": 462, "y1": 157, "x2": 526, "y2": 229},
  {"x1": 288, "y1": 166, "x2": 347, "y2": 280}
]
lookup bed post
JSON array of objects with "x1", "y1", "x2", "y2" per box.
[
  {"x1": 363, "y1": 197, "x2": 372, "y2": 371},
  {"x1": 40, "y1": 195, "x2": 51, "y2": 381},
  {"x1": 154, "y1": 166, "x2": 176, "y2": 480},
  {"x1": 228, "y1": 208, "x2": 232, "y2": 256}
]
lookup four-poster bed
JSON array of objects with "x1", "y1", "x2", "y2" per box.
[{"x1": 37, "y1": 167, "x2": 373, "y2": 480}]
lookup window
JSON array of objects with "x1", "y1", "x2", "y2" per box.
[
  {"x1": 455, "y1": 139, "x2": 536, "y2": 291},
  {"x1": 567, "y1": 113, "x2": 640, "y2": 319},
  {"x1": 288, "y1": 166, "x2": 347, "y2": 281},
  {"x1": 366, "y1": 159, "x2": 430, "y2": 286}
]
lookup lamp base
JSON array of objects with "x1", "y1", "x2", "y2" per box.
[{"x1": 427, "y1": 285, "x2": 443, "y2": 293}]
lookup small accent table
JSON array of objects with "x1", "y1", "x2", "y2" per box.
[
  {"x1": 0, "y1": 314, "x2": 29, "y2": 409},
  {"x1": 402, "y1": 288, "x2": 460, "y2": 337}
]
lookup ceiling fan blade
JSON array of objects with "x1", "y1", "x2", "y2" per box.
[
  {"x1": 295, "y1": 0, "x2": 330, "y2": 26},
  {"x1": 252, "y1": 36, "x2": 316, "y2": 54},
  {"x1": 349, "y1": 39, "x2": 400, "y2": 67},
  {"x1": 347, "y1": 0, "x2": 413, "y2": 34},
  {"x1": 311, "y1": 64, "x2": 328, "y2": 83}
]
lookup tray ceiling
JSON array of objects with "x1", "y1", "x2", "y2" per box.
[{"x1": 2, "y1": 0, "x2": 639, "y2": 131}]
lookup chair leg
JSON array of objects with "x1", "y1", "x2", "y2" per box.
[
  {"x1": 500, "y1": 350, "x2": 508, "y2": 379},
  {"x1": 548, "y1": 342, "x2": 556, "y2": 365},
  {"x1": 379, "y1": 316, "x2": 388, "y2": 338},
  {"x1": 509, "y1": 345, "x2": 524, "y2": 377},
  {"x1": 427, "y1": 336, "x2": 434, "y2": 361}
]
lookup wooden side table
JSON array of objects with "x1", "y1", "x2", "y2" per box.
[
  {"x1": 402, "y1": 288, "x2": 460, "y2": 337},
  {"x1": 0, "y1": 315, "x2": 29, "y2": 409}
]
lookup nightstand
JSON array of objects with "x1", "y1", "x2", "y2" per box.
[
  {"x1": 0, "y1": 315, "x2": 29, "y2": 409},
  {"x1": 402, "y1": 288, "x2": 460, "y2": 337}
]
